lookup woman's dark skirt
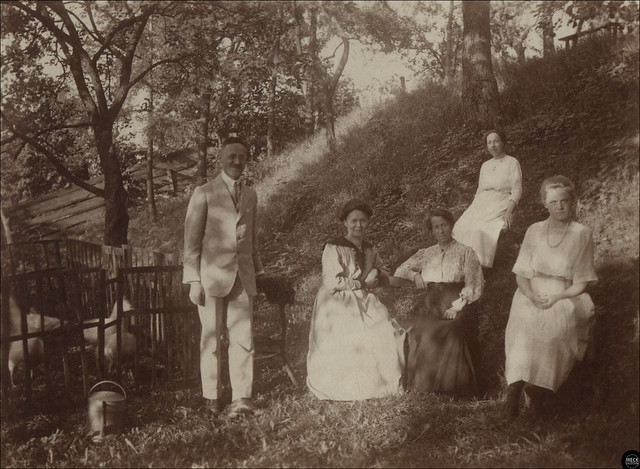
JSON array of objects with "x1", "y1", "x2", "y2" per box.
[{"x1": 406, "y1": 282, "x2": 480, "y2": 397}]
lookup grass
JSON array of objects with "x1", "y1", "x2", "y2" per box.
[{"x1": 2, "y1": 37, "x2": 639, "y2": 468}]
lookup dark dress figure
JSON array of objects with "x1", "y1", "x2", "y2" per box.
[{"x1": 395, "y1": 239, "x2": 484, "y2": 396}]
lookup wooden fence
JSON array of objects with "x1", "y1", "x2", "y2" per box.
[
  {"x1": 1, "y1": 238, "x2": 176, "y2": 278},
  {"x1": 1, "y1": 238, "x2": 297, "y2": 421}
]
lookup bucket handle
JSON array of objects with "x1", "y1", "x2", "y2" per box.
[{"x1": 88, "y1": 380, "x2": 126, "y2": 399}]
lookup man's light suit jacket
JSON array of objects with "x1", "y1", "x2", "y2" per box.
[{"x1": 183, "y1": 174, "x2": 263, "y2": 297}]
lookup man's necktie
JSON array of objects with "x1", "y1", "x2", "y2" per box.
[{"x1": 234, "y1": 181, "x2": 241, "y2": 210}]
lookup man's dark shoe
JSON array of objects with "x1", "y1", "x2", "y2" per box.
[
  {"x1": 205, "y1": 398, "x2": 222, "y2": 416},
  {"x1": 226, "y1": 398, "x2": 257, "y2": 418}
]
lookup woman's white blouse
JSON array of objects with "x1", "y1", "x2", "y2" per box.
[
  {"x1": 476, "y1": 154, "x2": 522, "y2": 204},
  {"x1": 394, "y1": 240, "x2": 484, "y2": 303}
]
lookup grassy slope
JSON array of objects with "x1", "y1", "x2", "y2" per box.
[{"x1": 2, "y1": 38, "x2": 638, "y2": 468}]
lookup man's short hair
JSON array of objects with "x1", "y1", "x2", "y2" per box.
[{"x1": 221, "y1": 136, "x2": 249, "y2": 153}]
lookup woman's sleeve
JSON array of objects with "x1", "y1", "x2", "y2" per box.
[
  {"x1": 512, "y1": 225, "x2": 535, "y2": 278},
  {"x1": 393, "y1": 249, "x2": 426, "y2": 281},
  {"x1": 572, "y1": 228, "x2": 598, "y2": 285},
  {"x1": 322, "y1": 244, "x2": 359, "y2": 292},
  {"x1": 460, "y1": 247, "x2": 484, "y2": 303},
  {"x1": 508, "y1": 158, "x2": 523, "y2": 204}
]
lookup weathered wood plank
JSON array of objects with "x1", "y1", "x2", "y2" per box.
[{"x1": 20, "y1": 197, "x2": 105, "y2": 227}]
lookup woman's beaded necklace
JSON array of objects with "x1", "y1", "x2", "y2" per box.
[{"x1": 546, "y1": 219, "x2": 570, "y2": 248}]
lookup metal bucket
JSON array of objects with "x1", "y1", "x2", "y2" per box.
[{"x1": 86, "y1": 380, "x2": 126, "y2": 441}]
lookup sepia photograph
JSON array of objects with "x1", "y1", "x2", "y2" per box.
[{"x1": 1, "y1": 1, "x2": 638, "y2": 467}]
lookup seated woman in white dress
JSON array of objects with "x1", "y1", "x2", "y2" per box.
[
  {"x1": 503, "y1": 175, "x2": 598, "y2": 419},
  {"x1": 307, "y1": 199, "x2": 404, "y2": 401},
  {"x1": 452, "y1": 130, "x2": 522, "y2": 268},
  {"x1": 394, "y1": 209, "x2": 484, "y2": 396}
]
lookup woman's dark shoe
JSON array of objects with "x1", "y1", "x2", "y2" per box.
[
  {"x1": 524, "y1": 384, "x2": 550, "y2": 418},
  {"x1": 503, "y1": 381, "x2": 524, "y2": 420}
]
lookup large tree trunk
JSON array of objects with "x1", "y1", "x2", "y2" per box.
[
  {"x1": 461, "y1": 1, "x2": 500, "y2": 124},
  {"x1": 197, "y1": 91, "x2": 211, "y2": 185},
  {"x1": 96, "y1": 125, "x2": 129, "y2": 246}
]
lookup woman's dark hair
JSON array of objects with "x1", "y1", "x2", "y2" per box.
[
  {"x1": 485, "y1": 129, "x2": 507, "y2": 145},
  {"x1": 425, "y1": 208, "x2": 455, "y2": 231},
  {"x1": 340, "y1": 198, "x2": 373, "y2": 221}
]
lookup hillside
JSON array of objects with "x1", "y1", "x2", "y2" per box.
[{"x1": 3, "y1": 37, "x2": 638, "y2": 467}]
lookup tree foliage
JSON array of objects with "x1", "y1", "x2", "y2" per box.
[{"x1": 1, "y1": 1, "x2": 189, "y2": 244}]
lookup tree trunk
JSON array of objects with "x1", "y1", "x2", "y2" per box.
[
  {"x1": 300, "y1": 7, "x2": 318, "y2": 137},
  {"x1": 444, "y1": 0, "x2": 456, "y2": 84},
  {"x1": 267, "y1": 18, "x2": 281, "y2": 160},
  {"x1": 322, "y1": 37, "x2": 349, "y2": 152},
  {"x1": 542, "y1": 25, "x2": 556, "y2": 55},
  {"x1": 1, "y1": 207, "x2": 12, "y2": 245},
  {"x1": 147, "y1": 83, "x2": 157, "y2": 221},
  {"x1": 539, "y1": 1, "x2": 556, "y2": 56},
  {"x1": 197, "y1": 91, "x2": 211, "y2": 186},
  {"x1": 96, "y1": 125, "x2": 129, "y2": 246},
  {"x1": 323, "y1": 84, "x2": 336, "y2": 152},
  {"x1": 267, "y1": 70, "x2": 277, "y2": 159},
  {"x1": 461, "y1": 1, "x2": 500, "y2": 125}
]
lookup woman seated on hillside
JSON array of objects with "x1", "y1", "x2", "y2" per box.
[
  {"x1": 503, "y1": 175, "x2": 597, "y2": 419},
  {"x1": 394, "y1": 208, "x2": 484, "y2": 397},
  {"x1": 306, "y1": 199, "x2": 404, "y2": 401},
  {"x1": 452, "y1": 130, "x2": 522, "y2": 268}
]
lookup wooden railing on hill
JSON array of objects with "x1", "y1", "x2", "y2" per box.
[
  {"x1": 3, "y1": 155, "x2": 197, "y2": 240},
  {"x1": 558, "y1": 21, "x2": 624, "y2": 49}
]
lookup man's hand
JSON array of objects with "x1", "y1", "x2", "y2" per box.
[
  {"x1": 413, "y1": 273, "x2": 426, "y2": 289},
  {"x1": 189, "y1": 282, "x2": 205, "y2": 306}
]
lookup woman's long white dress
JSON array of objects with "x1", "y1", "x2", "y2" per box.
[
  {"x1": 452, "y1": 155, "x2": 522, "y2": 267},
  {"x1": 504, "y1": 220, "x2": 598, "y2": 392},
  {"x1": 307, "y1": 239, "x2": 404, "y2": 401}
]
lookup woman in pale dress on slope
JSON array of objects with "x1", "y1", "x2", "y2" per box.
[
  {"x1": 394, "y1": 209, "x2": 484, "y2": 397},
  {"x1": 307, "y1": 199, "x2": 404, "y2": 401},
  {"x1": 503, "y1": 175, "x2": 598, "y2": 419},
  {"x1": 452, "y1": 130, "x2": 522, "y2": 268}
]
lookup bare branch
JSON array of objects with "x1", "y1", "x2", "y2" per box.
[
  {"x1": 47, "y1": 1, "x2": 108, "y2": 112},
  {"x1": 111, "y1": 54, "x2": 194, "y2": 114},
  {"x1": 3, "y1": 116, "x2": 105, "y2": 197},
  {"x1": 90, "y1": 7, "x2": 158, "y2": 66}
]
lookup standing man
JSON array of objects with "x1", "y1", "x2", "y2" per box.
[{"x1": 183, "y1": 136, "x2": 264, "y2": 417}]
